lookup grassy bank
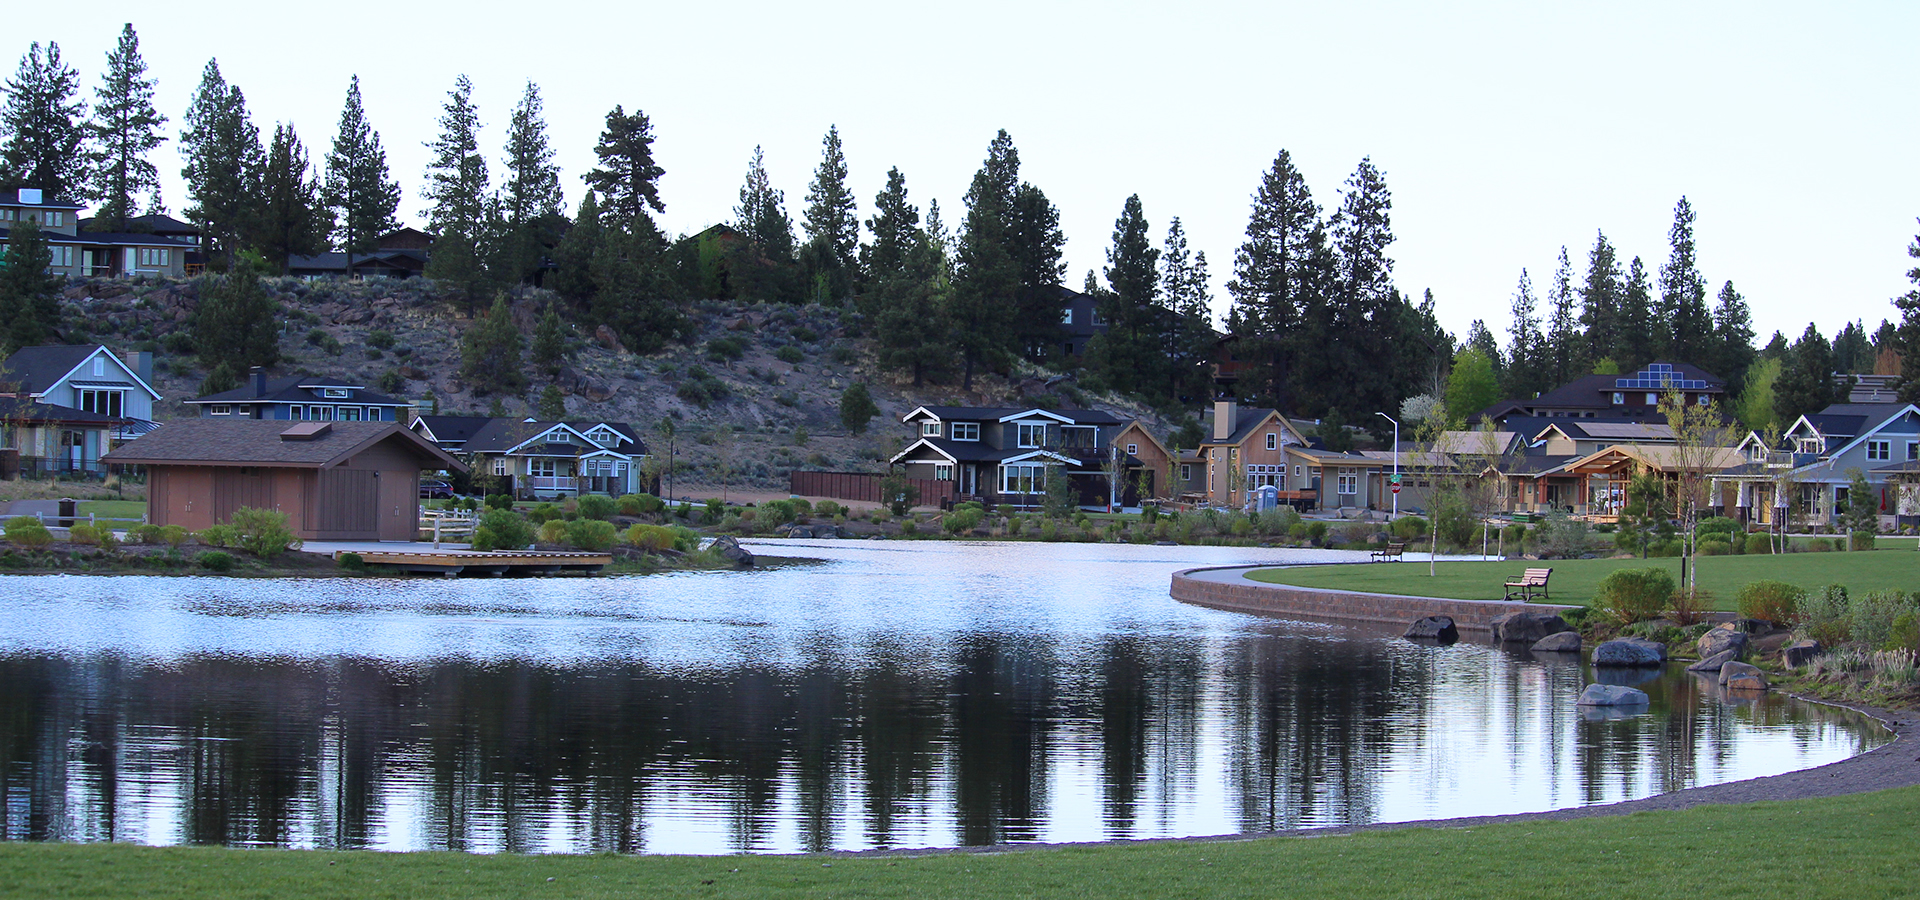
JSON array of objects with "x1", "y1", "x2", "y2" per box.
[
  {"x1": 1246, "y1": 547, "x2": 1920, "y2": 610},
  {"x1": 3, "y1": 785, "x2": 1916, "y2": 899}
]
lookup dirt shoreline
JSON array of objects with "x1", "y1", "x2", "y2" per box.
[{"x1": 849, "y1": 692, "x2": 1914, "y2": 857}]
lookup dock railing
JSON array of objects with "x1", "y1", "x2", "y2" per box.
[{"x1": 420, "y1": 509, "x2": 478, "y2": 548}]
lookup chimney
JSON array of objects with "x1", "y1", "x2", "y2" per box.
[
  {"x1": 118, "y1": 349, "x2": 153, "y2": 383},
  {"x1": 1213, "y1": 399, "x2": 1237, "y2": 442},
  {"x1": 249, "y1": 366, "x2": 266, "y2": 397}
]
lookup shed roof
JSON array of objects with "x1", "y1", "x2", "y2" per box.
[{"x1": 104, "y1": 419, "x2": 465, "y2": 472}]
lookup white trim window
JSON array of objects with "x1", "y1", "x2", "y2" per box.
[
  {"x1": 79, "y1": 389, "x2": 124, "y2": 417},
  {"x1": 587, "y1": 427, "x2": 618, "y2": 445},
  {"x1": 1001, "y1": 463, "x2": 1045, "y2": 494},
  {"x1": 1062, "y1": 307, "x2": 1073, "y2": 324},
  {"x1": 1908, "y1": 441, "x2": 1918, "y2": 462},
  {"x1": 321, "y1": 387, "x2": 351, "y2": 399},
  {"x1": 922, "y1": 421, "x2": 942, "y2": 437},
  {"x1": 48, "y1": 245, "x2": 73, "y2": 267},
  {"x1": 1017, "y1": 422, "x2": 1047, "y2": 449},
  {"x1": 1247, "y1": 464, "x2": 1280, "y2": 490},
  {"x1": 1126, "y1": 443, "x2": 1138, "y2": 456},
  {"x1": 529, "y1": 458, "x2": 559, "y2": 478},
  {"x1": 136, "y1": 247, "x2": 171, "y2": 266},
  {"x1": 492, "y1": 457, "x2": 508, "y2": 476},
  {"x1": 1337, "y1": 473, "x2": 1358, "y2": 496},
  {"x1": 1266, "y1": 432, "x2": 1277, "y2": 450},
  {"x1": 934, "y1": 464, "x2": 953, "y2": 481},
  {"x1": 951, "y1": 422, "x2": 979, "y2": 441},
  {"x1": 1644, "y1": 392, "x2": 1658, "y2": 405},
  {"x1": 210, "y1": 404, "x2": 231, "y2": 416},
  {"x1": 1294, "y1": 464, "x2": 1303, "y2": 478},
  {"x1": 312, "y1": 406, "x2": 334, "y2": 420},
  {"x1": 1867, "y1": 440, "x2": 1891, "y2": 461},
  {"x1": 1612, "y1": 392, "x2": 1625, "y2": 405},
  {"x1": 1180, "y1": 463, "x2": 1192, "y2": 482}
]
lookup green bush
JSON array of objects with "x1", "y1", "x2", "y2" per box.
[
  {"x1": 1850, "y1": 590, "x2": 1917, "y2": 650},
  {"x1": 1736, "y1": 579, "x2": 1805, "y2": 625},
  {"x1": 67, "y1": 524, "x2": 117, "y2": 548},
  {"x1": 196, "y1": 524, "x2": 238, "y2": 548},
  {"x1": 759, "y1": 499, "x2": 799, "y2": 527},
  {"x1": 624, "y1": 523, "x2": 679, "y2": 552},
  {"x1": 575, "y1": 494, "x2": 617, "y2": 521},
  {"x1": 158, "y1": 525, "x2": 189, "y2": 548},
  {"x1": 1696, "y1": 516, "x2": 1740, "y2": 541},
  {"x1": 537, "y1": 519, "x2": 569, "y2": 545},
  {"x1": 901, "y1": 520, "x2": 918, "y2": 536},
  {"x1": 1850, "y1": 531, "x2": 1877, "y2": 551},
  {"x1": 1808, "y1": 537, "x2": 1835, "y2": 552},
  {"x1": 197, "y1": 550, "x2": 235, "y2": 572},
  {"x1": 1696, "y1": 538, "x2": 1734, "y2": 556},
  {"x1": 1502, "y1": 523, "x2": 1527, "y2": 548},
  {"x1": 1593, "y1": 567, "x2": 1676, "y2": 624},
  {"x1": 337, "y1": 552, "x2": 366, "y2": 572},
  {"x1": 1798, "y1": 584, "x2": 1851, "y2": 646},
  {"x1": 367, "y1": 329, "x2": 396, "y2": 350},
  {"x1": 485, "y1": 493, "x2": 514, "y2": 511},
  {"x1": 471, "y1": 509, "x2": 536, "y2": 551},
  {"x1": 1307, "y1": 522, "x2": 1328, "y2": 543},
  {"x1": 775, "y1": 346, "x2": 803, "y2": 364},
  {"x1": 816, "y1": 500, "x2": 843, "y2": 518},
  {"x1": 565, "y1": 518, "x2": 617, "y2": 551},
  {"x1": 5, "y1": 516, "x2": 53, "y2": 549},
  {"x1": 1389, "y1": 516, "x2": 1429, "y2": 540},
  {"x1": 526, "y1": 502, "x2": 562, "y2": 525},
  {"x1": 702, "y1": 498, "x2": 725, "y2": 525},
  {"x1": 944, "y1": 508, "x2": 983, "y2": 535},
  {"x1": 228, "y1": 507, "x2": 299, "y2": 557},
  {"x1": 1744, "y1": 533, "x2": 1774, "y2": 554},
  {"x1": 127, "y1": 523, "x2": 164, "y2": 544}
]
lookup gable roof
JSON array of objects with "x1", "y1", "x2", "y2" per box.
[
  {"x1": 1815, "y1": 404, "x2": 1920, "y2": 462},
  {"x1": 900, "y1": 405, "x2": 1125, "y2": 427},
  {"x1": 1791, "y1": 403, "x2": 1908, "y2": 442},
  {"x1": 103, "y1": 419, "x2": 466, "y2": 472},
  {"x1": 1, "y1": 344, "x2": 161, "y2": 401},
  {"x1": 1564, "y1": 443, "x2": 1747, "y2": 474},
  {"x1": 411, "y1": 414, "x2": 493, "y2": 445},
  {"x1": 1114, "y1": 420, "x2": 1171, "y2": 458},
  {"x1": 0, "y1": 397, "x2": 128, "y2": 425},
  {"x1": 0, "y1": 188, "x2": 84, "y2": 209},
  {"x1": 460, "y1": 418, "x2": 644, "y2": 455},
  {"x1": 1432, "y1": 430, "x2": 1520, "y2": 455},
  {"x1": 1201, "y1": 407, "x2": 1304, "y2": 448},
  {"x1": 1535, "y1": 420, "x2": 1676, "y2": 443},
  {"x1": 188, "y1": 374, "x2": 409, "y2": 407}
]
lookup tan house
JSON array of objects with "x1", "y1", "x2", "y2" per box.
[
  {"x1": 1563, "y1": 443, "x2": 1746, "y2": 519},
  {"x1": 104, "y1": 419, "x2": 465, "y2": 542},
  {"x1": 1112, "y1": 420, "x2": 1174, "y2": 500},
  {"x1": 1, "y1": 188, "x2": 193, "y2": 278}
]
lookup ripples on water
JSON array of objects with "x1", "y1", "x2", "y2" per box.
[{"x1": 0, "y1": 541, "x2": 1886, "y2": 853}]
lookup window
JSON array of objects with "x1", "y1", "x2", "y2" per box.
[
  {"x1": 79, "y1": 389, "x2": 124, "y2": 417},
  {"x1": 492, "y1": 458, "x2": 508, "y2": 476},
  {"x1": 1337, "y1": 473, "x2": 1358, "y2": 495},
  {"x1": 1062, "y1": 307, "x2": 1073, "y2": 324},
  {"x1": 46, "y1": 211, "x2": 62, "y2": 226},
  {"x1": 922, "y1": 421, "x2": 942, "y2": 437},
  {"x1": 1867, "y1": 440, "x2": 1891, "y2": 461},
  {"x1": 1612, "y1": 392, "x2": 1624, "y2": 405},
  {"x1": 1001, "y1": 463, "x2": 1045, "y2": 494},
  {"x1": 312, "y1": 406, "x2": 334, "y2": 421},
  {"x1": 321, "y1": 387, "x2": 351, "y2": 399},
  {"x1": 588, "y1": 427, "x2": 617, "y2": 444},
  {"x1": 1645, "y1": 392, "x2": 1657, "y2": 405},
  {"x1": 530, "y1": 459, "x2": 558, "y2": 478},
  {"x1": 210, "y1": 404, "x2": 231, "y2": 416},
  {"x1": 1126, "y1": 443, "x2": 1138, "y2": 456},
  {"x1": 934, "y1": 464, "x2": 953, "y2": 481},
  {"x1": 1908, "y1": 441, "x2": 1918, "y2": 462},
  {"x1": 1247, "y1": 464, "x2": 1280, "y2": 490},
  {"x1": 1017, "y1": 422, "x2": 1047, "y2": 448},
  {"x1": 1180, "y1": 463, "x2": 1192, "y2": 482},
  {"x1": 48, "y1": 245, "x2": 72, "y2": 267},
  {"x1": 951, "y1": 422, "x2": 979, "y2": 441},
  {"x1": 136, "y1": 248, "x2": 171, "y2": 266},
  {"x1": 1091, "y1": 309, "x2": 1107, "y2": 326},
  {"x1": 1697, "y1": 393, "x2": 1712, "y2": 406},
  {"x1": 1266, "y1": 432, "x2": 1277, "y2": 450},
  {"x1": 235, "y1": 405, "x2": 250, "y2": 415},
  {"x1": 1063, "y1": 342, "x2": 1075, "y2": 356},
  {"x1": 92, "y1": 358, "x2": 104, "y2": 377},
  {"x1": 1294, "y1": 464, "x2": 1303, "y2": 478},
  {"x1": 339, "y1": 407, "x2": 363, "y2": 421}
]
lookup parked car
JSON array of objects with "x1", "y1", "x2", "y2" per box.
[{"x1": 419, "y1": 479, "x2": 456, "y2": 499}]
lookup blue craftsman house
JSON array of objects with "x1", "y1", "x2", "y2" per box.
[{"x1": 185, "y1": 367, "x2": 411, "y2": 422}]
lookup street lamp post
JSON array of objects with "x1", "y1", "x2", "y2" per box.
[{"x1": 1375, "y1": 412, "x2": 1399, "y2": 520}]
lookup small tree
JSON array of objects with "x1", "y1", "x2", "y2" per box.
[
  {"x1": 1839, "y1": 467, "x2": 1878, "y2": 544},
  {"x1": 531, "y1": 306, "x2": 566, "y2": 375},
  {"x1": 878, "y1": 471, "x2": 919, "y2": 516},
  {"x1": 459, "y1": 294, "x2": 526, "y2": 394},
  {"x1": 536, "y1": 383, "x2": 566, "y2": 420},
  {"x1": 839, "y1": 382, "x2": 879, "y2": 435},
  {"x1": 1041, "y1": 462, "x2": 1076, "y2": 518}
]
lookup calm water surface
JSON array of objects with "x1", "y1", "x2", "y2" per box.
[{"x1": 0, "y1": 541, "x2": 1887, "y2": 853}]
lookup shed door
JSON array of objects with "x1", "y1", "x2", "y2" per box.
[{"x1": 378, "y1": 470, "x2": 416, "y2": 542}]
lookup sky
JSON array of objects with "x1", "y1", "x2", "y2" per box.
[{"x1": 11, "y1": 1, "x2": 1917, "y2": 350}]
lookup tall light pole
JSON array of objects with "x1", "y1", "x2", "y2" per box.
[{"x1": 1375, "y1": 412, "x2": 1399, "y2": 519}]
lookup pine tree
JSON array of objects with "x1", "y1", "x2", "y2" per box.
[
  {"x1": 1578, "y1": 231, "x2": 1624, "y2": 369},
  {"x1": 1773, "y1": 323, "x2": 1841, "y2": 426},
  {"x1": 549, "y1": 192, "x2": 603, "y2": 307},
  {"x1": 1895, "y1": 220, "x2": 1920, "y2": 404},
  {"x1": 1006, "y1": 181, "x2": 1067, "y2": 362},
  {"x1": 800, "y1": 125, "x2": 857, "y2": 302},
  {"x1": 1159, "y1": 217, "x2": 1217, "y2": 403},
  {"x1": 1711, "y1": 280, "x2": 1756, "y2": 389},
  {"x1": 251, "y1": 123, "x2": 327, "y2": 273},
  {"x1": 1504, "y1": 269, "x2": 1545, "y2": 399},
  {"x1": 1832, "y1": 320, "x2": 1873, "y2": 375},
  {"x1": 459, "y1": 294, "x2": 526, "y2": 394},
  {"x1": 191, "y1": 261, "x2": 280, "y2": 370},
  {"x1": 1225, "y1": 149, "x2": 1327, "y2": 408},
  {"x1": 1465, "y1": 319, "x2": 1504, "y2": 376},
  {"x1": 536, "y1": 384, "x2": 566, "y2": 420},
  {"x1": 590, "y1": 221, "x2": 689, "y2": 354},
  {"x1": 1318, "y1": 157, "x2": 1396, "y2": 418},
  {"x1": 85, "y1": 23, "x2": 167, "y2": 229},
  {"x1": 949, "y1": 130, "x2": 1022, "y2": 388},
  {"x1": 1618, "y1": 256, "x2": 1658, "y2": 370},
  {"x1": 0, "y1": 216, "x2": 59, "y2": 353},
  {"x1": 500, "y1": 80, "x2": 561, "y2": 225},
  {"x1": 322, "y1": 76, "x2": 400, "y2": 258},
  {"x1": 532, "y1": 306, "x2": 566, "y2": 375},
  {"x1": 1085, "y1": 194, "x2": 1160, "y2": 395},
  {"x1": 0, "y1": 42, "x2": 88, "y2": 197},
  {"x1": 421, "y1": 74, "x2": 488, "y2": 237},
  {"x1": 582, "y1": 105, "x2": 665, "y2": 231},
  {"x1": 1659, "y1": 196, "x2": 1713, "y2": 363},
  {"x1": 732, "y1": 145, "x2": 793, "y2": 264},
  {"x1": 1544, "y1": 245, "x2": 1579, "y2": 384},
  {"x1": 859, "y1": 166, "x2": 918, "y2": 304},
  {"x1": 179, "y1": 59, "x2": 263, "y2": 268}
]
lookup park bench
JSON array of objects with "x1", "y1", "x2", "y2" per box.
[
  {"x1": 1504, "y1": 567, "x2": 1553, "y2": 601},
  {"x1": 1370, "y1": 542, "x2": 1407, "y2": 562}
]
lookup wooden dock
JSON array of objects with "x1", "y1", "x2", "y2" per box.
[{"x1": 336, "y1": 549, "x2": 613, "y2": 577}]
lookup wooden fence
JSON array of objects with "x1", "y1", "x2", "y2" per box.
[{"x1": 788, "y1": 471, "x2": 955, "y2": 507}]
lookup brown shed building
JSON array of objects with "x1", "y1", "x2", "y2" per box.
[{"x1": 104, "y1": 420, "x2": 467, "y2": 542}]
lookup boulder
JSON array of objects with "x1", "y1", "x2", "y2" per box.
[
  {"x1": 1403, "y1": 616, "x2": 1458, "y2": 642},
  {"x1": 1719, "y1": 661, "x2": 1768, "y2": 691},
  {"x1": 1784, "y1": 640, "x2": 1824, "y2": 668},
  {"x1": 1531, "y1": 632, "x2": 1582, "y2": 653},
  {"x1": 1686, "y1": 649, "x2": 1739, "y2": 673},
  {"x1": 1730, "y1": 618, "x2": 1773, "y2": 635},
  {"x1": 709, "y1": 535, "x2": 754, "y2": 568},
  {"x1": 1577, "y1": 684, "x2": 1650, "y2": 707},
  {"x1": 593, "y1": 324, "x2": 626, "y2": 354},
  {"x1": 556, "y1": 366, "x2": 616, "y2": 402},
  {"x1": 1593, "y1": 638, "x2": 1667, "y2": 667},
  {"x1": 1697, "y1": 626, "x2": 1748, "y2": 660},
  {"x1": 1491, "y1": 611, "x2": 1573, "y2": 644}
]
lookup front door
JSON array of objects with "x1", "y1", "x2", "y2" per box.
[{"x1": 378, "y1": 470, "x2": 417, "y2": 541}]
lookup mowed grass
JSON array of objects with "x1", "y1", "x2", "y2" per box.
[
  {"x1": 75, "y1": 499, "x2": 147, "y2": 522},
  {"x1": 1248, "y1": 545, "x2": 1920, "y2": 610},
  {"x1": 3, "y1": 786, "x2": 1918, "y2": 899}
]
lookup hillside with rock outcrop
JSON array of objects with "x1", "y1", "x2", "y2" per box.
[{"x1": 54, "y1": 276, "x2": 1175, "y2": 493}]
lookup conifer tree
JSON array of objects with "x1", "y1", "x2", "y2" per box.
[
  {"x1": 0, "y1": 217, "x2": 59, "y2": 353},
  {"x1": 950, "y1": 130, "x2": 1022, "y2": 388},
  {"x1": 1617, "y1": 256, "x2": 1658, "y2": 370},
  {"x1": 733, "y1": 145, "x2": 793, "y2": 263},
  {"x1": 0, "y1": 42, "x2": 88, "y2": 197},
  {"x1": 800, "y1": 125, "x2": 857, "y2": 301},
  {"x1": 1226, "y1": 149, "x2": 1327, "y2": 408},
  {"x1": 859, "y1": 166, "x2": 917, "y2": 301},
  {"x1": 460, "y1": 294, "x2": 526, "y2": 394},
  {"x1": 1578, "y1": 231, "x2": 1623, "y2": 367},
  {"x1": 1318, "y1": 157, "x2": 1396, "y2": 418},
  {"x1": 1504, "y1": 269, "x2": 1545, "y2": 399},
  {"x1": 1159, "y1": 217, "x2": 1218, "y2": 403},
  {"x1": 1659, "y1": 196, "x2": 1713, "y2": 363},
  {"x1": 1895, "y1": 221, "x2": 1920, "y2": 404},
  {"x1": 1085, "y1": 194, "x2": 1160, "y2": 395},
  {"x1": 532, "y1": 306, "x2": 566, "y2": 375},
  {"x1": 322, "y1": 76, "x2": 400, "y2": 259},
  {"x1": 252, "y1": 123, "x2": 327, "y2": 273},
  {"x1": 1711, "y1": 280, "x2": 1756, "y2": 389},
  {"x1": 582, "y1": 105, "x2": 665, "y2": 232},
  {"x1": 549, "y1": 191, "x2": 603, "y2": 308},
  {"x1": 1006, "y1": 181, "x2": 1067, "y2": 361},
  {"x1": 871, "y1": 230, "x2": 955, "y2": 387},
  {"x1": 1773, "y1": 323, "x2": 1842, "y2": 426},
  {"x1": 1832, "y1": 320, "x2": 1873, "y2": 375},
  {"x1": 85, "y1": 23, "x2": 167, "y2": 229},
  {"x1": 1465, "y1": 319, "x2": 1503, "y2": 373},
  {"x1": 421, "y1": 74, "x2": 488, "y2": 237},
  {"x1": 179, "y1": 59, "x2": 263, "y2": 268},
  {"x1": 589, "y1": 221, "x2": 689, "y2": 353},
  {"x1": 1544, "y1": 246, "x2": 1579, "y2": 384},
  {"x1": 536, "y1": 384, "x2": 566, "y2": 420},
  {"x1": 191, "y1": 259, "x2": 280, "y2": 370},
  {"x1": 500, "y1": 81, "x2": 561, "y2": 225}
]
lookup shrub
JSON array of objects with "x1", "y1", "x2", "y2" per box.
[
  {"x1": 1696, "y1": 538, "x2": 1733, "y2": 556},
  {"x1": 944, "y1": 508, "x2": 983, "y2": 535},
  {"x1": 815, "y1": 500, "x2": 843, "y2": 518},
  {"x1": 1850, "y1": 590, "x2": 1917, "y2": 650},
  {"x1": 68, "y1": 524, "x2": 116, "y2": 548},
  {"x1": 759, "y1": 499, "x2": 799, "y2": 527},
  {"x1": 878, "y1": 473, "x2": 919, "y2": 517},
  {"x1": 775, "y1": 346, "x2": 803, "y2": 364},
  {"x1": 127, "y1": 523, "x2": 164, "y2": 545},
  {"x1": 1696, "y1": 516, "x2": 1740, "y2": 541},
  {"x1": 1744, "y1": 533, "x2": 1773, "y2": 554},
  {"x1": 337, "y1": 552, "x2": 366, "y2": 572},
  {"x1": 1808, "y1": 537, "x2": 1835, "y2": 552},
  {"x1": 1799, "y1": 584, "x2": 1852, "y2": 646},
  {"x1": 484, "y1": 493, "x2": 514, "y2": 511},
  {"x1": 5, "y1": 516, "x2": 52, "y2": 549},
  {"x1": 706, "y1": 335, "x2": 747, "y2": 361},
  {"x1": 1389, "y1": 515, "x2": 1429, "y2": 540},
  {"x1": 537, "y1": 519, "x2": 569, "y2": 545},
  {"x1": 565, "y1": 518, "x2": 617, "y2": 551},
  {"x1": 1850, "y1": 531, "x2": 1877, "y2": 551},
  {"x1": 901, "y1": 520, "x2": 918, "y2": 536},
  {"x1": 702, "y1": 498, "x2": 725, "y2": 525},
  {"x1": 526, "y1": 502, "x2": 563, "y2": 525},
  {"x1": 471, "y1": 509, "x2": 536, "y2": 551},
  {"x1": 228, "y1": 507, "x2": 299, "y2": 557},
  {"x1": 1668, "y1": 588, "x2": 1713, "y2": 627},
  {"x1": 197, "y1": 550, "x2": 235, "y2": 572},
  {"x1": 1502, "y1": 523, "x2": 1527, "y2": 548},
  {"x1": 1735, "y1": 579, "x2": 1805, "y2": 626},
  {"x1": 1593, "y1": 567, "x2": 1676, "y2": 624},
  {"x1": 196, "y1": 523, "x2": 238, "y2": 548},
  {"x1": 576, "y1": 494, "x2": 617, "y2": 521},
  {"x1": 158, "y1": 525, "x2": 189, "y2": 548},
  {"x1": 367, "y1": 329, "x2": 396, "y2": 350},
  {"x1": 624, "y1": 523, "x2": 678, "y2": 552},
  {"x1": 1307, "y1": 522, "x2": 1328, "y2": 543}
]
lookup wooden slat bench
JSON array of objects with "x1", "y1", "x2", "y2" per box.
[
  {"x1": 1504, "y1": 567, "x2": 1552, "y2": 601},
  {"x1": 1369, "y1": 542, "x2": 1407, "y2": 562}
]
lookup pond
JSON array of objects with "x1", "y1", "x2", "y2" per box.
[{"x1": 0, "y1": 541, "x2": 1887, "y2": 854}]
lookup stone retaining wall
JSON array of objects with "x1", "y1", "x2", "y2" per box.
[{"x1": 1170, "y1": 566, "x2": 1575, "y2": 635}]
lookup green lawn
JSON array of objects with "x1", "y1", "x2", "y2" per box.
[
  {"x1": 2, "y1": 786, "x2": 1917, "y2": 899},
  {"x1": 1248, "y1": 546, "x2": 1920, "y2": 610},
  {"x1": 75, "y1": 500, "x2": 147, "y2": 523}
]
